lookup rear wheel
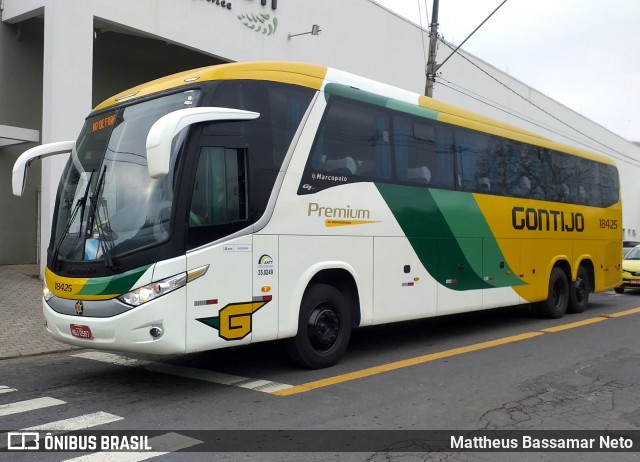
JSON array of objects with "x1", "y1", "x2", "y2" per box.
[
  {"x1": 568, "y1": 265, "x2": 590, "y2": 313},
  {"x1": 286, "y1": 284, "x2": 352, "y2": 369},
  {"x1": 536, "y1": 267, "x2": 569, "y2": 319}
]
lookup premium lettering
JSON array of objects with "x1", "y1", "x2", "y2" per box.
[
  {"x1": 512, "y1": 206, "x2": 584, "y2": 232},
  {"x1": 308, "y1": 203, "x2": 370, "y2": 220}
]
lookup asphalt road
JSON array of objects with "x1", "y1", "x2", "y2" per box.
[{"x1": 2, "y1": 290, "x2": 640, "y2": 461}]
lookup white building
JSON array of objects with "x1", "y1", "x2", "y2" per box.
[{"x1": 2, "y1": 0, "x2": 638, "y2": 266}]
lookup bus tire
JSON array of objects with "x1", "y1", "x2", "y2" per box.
[
  {"x1": 286, "y1": 283, "x2": 352, "y2": 369},
  {"x1": 568, "y1": 265, "x2": 590, "y2": 313},
  {"x1": 536, "y1": 267, "x2": 568, "y2": 319}
]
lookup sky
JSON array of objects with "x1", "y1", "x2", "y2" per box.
[{"x1": 374, "y1": 0, "x2": 640, "y2": 141}]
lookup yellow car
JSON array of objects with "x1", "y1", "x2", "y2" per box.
[{"x1": 615, "y1": 244, "x2": 640, "y2": 293}]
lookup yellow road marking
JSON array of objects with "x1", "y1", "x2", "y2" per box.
[
  {"x1": 272, "y1": 332, "x2": 543, "y2": 396},
  {"x1": 603, "y1": 306, "x2": 640, "y2": 318},
  {"x1": 272, "y1": 306, "x2": 640, "y2": 397},
  {"x1": 540, "y1": 317, "x2": 607, "y2": 332}
]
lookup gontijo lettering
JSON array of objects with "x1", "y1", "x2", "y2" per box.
[{"x1": 512, "y1": 206, "x2": 585, "y2": 232}]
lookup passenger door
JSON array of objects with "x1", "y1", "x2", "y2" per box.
[{"x1": 185, "y1": 144, "x2": 254, "y2": 353}]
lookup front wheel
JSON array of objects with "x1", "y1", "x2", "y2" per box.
[
  {"x1": 568, "y1": 265, "x2": 590, "y2": 313},
  {"x1": 286, "y1": 284, "x2": 352, "y2": 369},
  {"x1": 536, "y1": 267, "x2": 569, "y2": 319}
]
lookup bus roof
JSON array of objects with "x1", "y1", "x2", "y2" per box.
[
  {"x1": 93, "y1": 60, "x2": 615, "y2": 167},
  {"x1": 93, "y1": 61, "x2": 328, "y2": 112}
]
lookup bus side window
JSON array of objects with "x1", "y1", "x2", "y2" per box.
[
  {"x1": 434, "y1": 124, "x2": 455, "y2": 189},
  {"x1": 485, "y1": 137, "x2": 506, "y2": 194},
  {"x1": 454, "y1": 128, "x2": 492, "y2": 193},
  {"x1": 394, "y1": 116, "x2": 421, "y2": 183},
  {"x1": 393, "y1": 116, "x2": 454, "y2": 188},
  {"x1": 551, "y1": 152, "x2": 577, "y2": 203},
  {"x1": 539, "y1": 148, "x2": 557, "y2": 201},
  {"x1": 189, "y1": 147, "x2": 248, "y2": 227},
  {"x1": 310, "y1": 98, "x2": 391, "y2": 180},
  {"x1": 506, "y1": 140, "x2": 536, "y2": 198},
  {"x1": 598, "y1": 163, "x2": 619, "y2": 207},
  {"x1": 526, "y1": 147, "x2": 548, "y2": 200},
  {"x1": 266, "y1": 85, "x2": 314, "y2": 168},
  {"x1": 575, "y1": 157, "x2": 592, "y2": 204}
]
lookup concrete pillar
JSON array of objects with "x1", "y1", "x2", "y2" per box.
[{"x1": 40, "y1": 1, "x2": 93, "y2": 275}]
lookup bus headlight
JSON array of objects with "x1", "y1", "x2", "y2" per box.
[
  {"x1": 118, "y1": 273, "x2": 187, "y2": 307},
  {"x1": 43, "y1": 285, "x2": 54, "y2": 302}
]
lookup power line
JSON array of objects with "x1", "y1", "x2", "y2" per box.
[
  {"x1": 424, "y1": 0, "x2": 430, "y2": 25},
  {"x1": 417, "y1": 0, "x2": 429, "y2": 68},
  {"x1": 436, "y1": 0, "x2": 509, "y2": 72}
]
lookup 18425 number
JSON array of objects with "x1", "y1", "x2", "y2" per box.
[{"x1": 599, "y1": 219, "x2": 618, "y2": 230}]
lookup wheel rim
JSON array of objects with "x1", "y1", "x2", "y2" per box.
[{"x1": 307, "y1": 303, "x2": 341, "y2": 352}]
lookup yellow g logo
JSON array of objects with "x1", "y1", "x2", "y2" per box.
[{"x1": 197, "y1": 300, "x2": 270, "y2": 341}]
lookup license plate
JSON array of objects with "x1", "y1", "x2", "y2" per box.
[
  {"x1": 70, "y1": 324, "x2": 93, "y2": 339},
  {"x1": 630, "y1": 280, "x2": 640, "y2": 286}
]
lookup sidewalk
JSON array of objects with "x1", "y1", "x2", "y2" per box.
[{"x1": 0, "y1": 264, "x2": 77, "y2": 360}]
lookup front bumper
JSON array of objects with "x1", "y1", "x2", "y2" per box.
[{"x1": 42, "y1": 288, "x2": 187, "y2": 355}]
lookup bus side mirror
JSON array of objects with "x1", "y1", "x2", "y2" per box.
[
  {"x1": 12, "y1": 141, "x2": 76, "y2": 196},
  {"x1": 145, "y1": 107, "x2": 260, "y2": 178}
]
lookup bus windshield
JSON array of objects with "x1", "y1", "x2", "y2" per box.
[{"x1": 51, "y1": 90, "x2": 200, "y2": 265}]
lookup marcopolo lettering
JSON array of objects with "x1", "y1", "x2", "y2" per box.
[{"x1": 512, "y1": 206, "x2": 585, "y2": 232}]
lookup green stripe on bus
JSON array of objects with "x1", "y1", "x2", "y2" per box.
[
  {"x1": 387, "y1": 99, "x2": 438, "y2": 120},
  {"x1": 325, "y1": 83, "x2": 390, "y2": 107},
  {"x1": 430, "y1": 189, "x2": 525, "y2": 289},
  {"x1": 376, "y1": 184, "x2": 524, "y2": 290},
  {"x1": 77, "y1": 265, "x2": 152, "y2": 296},
  {"x1": 324, "y1": 84, "x2": 439, "y2": 121}
]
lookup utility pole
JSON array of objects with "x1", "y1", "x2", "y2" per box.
[{"x1": 425, "y1": 0, "x2": 440, "y2": 97}]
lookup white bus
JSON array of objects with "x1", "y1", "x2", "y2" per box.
[{"x1": 13, "y1": 61, "x2": 621, "y2": 368}]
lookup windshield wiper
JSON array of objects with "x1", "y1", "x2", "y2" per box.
[
  {"x1": 51, "y1": 169, "x2": 95, "y2": 270},
  {"x1": 87, "y1": 165, "x2": 119, "y2": 270}
]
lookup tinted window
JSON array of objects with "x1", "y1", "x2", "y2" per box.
[
  {"x1": 455, "y1": 129, "x2": 498, "y2": 193},
  {"x1": 209, "y1": 80, "x2": 314, "y2": 169},
  {"x1": 452, "y1": 125, "x2": 618, "y2": 207},
  {"x1": 394, "y1": 116, "x2": 454, "y2": 188},
  {"x1": 597, "y1": 163, "x2": 619, "y2": 207},
  {"x1": 300, "y1": 98, "x2": 391, "y2": 193},
  {"x1": 204, "y1": 80, "x2": 314, "y2": 218},
  {"x1": 189, "y1": 147, "x2": 248, "y2": 227},
  {"x1": 298, "y1": 91, "x2": 618, "y2": 208}
]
